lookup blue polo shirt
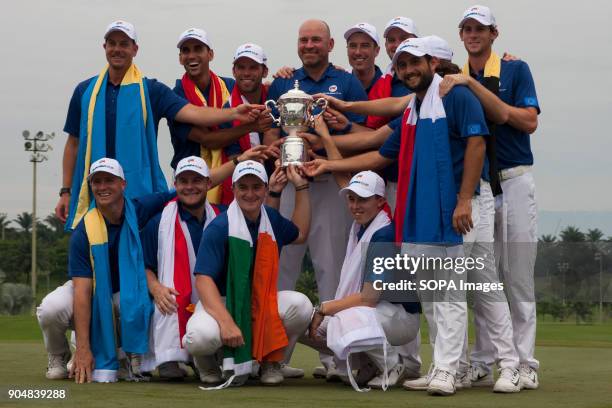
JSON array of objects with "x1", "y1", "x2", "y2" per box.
[
  {"x1": 471, "y1": 60, "x2": 540, "y2": 170},
  {"x1": 64, "y1": 77, "x2": 188, "y2": 158},
  {"x1": 168, "y1": 76, "x2": 236, "y2": 169},
  {"x1": 379, "y1": 85, "x2": 490, "y2": 195},
  {"x1": 194, "y1": 206, "x2": 299, "y2": 296},
  {"x1": 268, "y1": 63, "x2": 368, "y2": 128},
  {"x1": 141, "y1": 202, "x2": 227, "y2": 274},
  {"x1": 382, "y1": 116, "x2": 403, "y2": 183},
  {"x1": 68, "y1": 191, "x2": 176, "y2": 293}
]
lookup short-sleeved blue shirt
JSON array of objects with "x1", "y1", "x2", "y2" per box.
[
  {"x1": 268, "y1": 64, "x2": 368, "y2": 128},
  {"x1": 379, "y1": 85, "x2": 490, "y2": 195},
  {"x1": 64, "y1": 77, "x2": 188, "y2": 158},
  {"x1": 194, "y1": 206, "x2": 299, "y2": 295},
  {"x1": 68, "y1": 192, "x2": 176, "y2": 293},
  {"x1": 472, "y1": 60, "x2": 540, "y2": 170},
  {"x1": 381, "y1": 116, "x2": 403, "y2": 183},
  {"x1": 140, "y1": 202, "x2": 227, "y2": 274},
  {"x1": 168, "y1": 76, "x2": 236, "y2": 169}
]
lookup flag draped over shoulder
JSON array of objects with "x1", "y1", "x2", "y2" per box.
[
  {"x1": 181, "y1": 71, "x2": 231, "y2": 204},
  {"x1": 394, "y1": 74, "x2": 460, "y2": 245},
  {"x1": 141, "y1": 198, "x2": 219, "y2": 372},
  {"x1": 366, "y1": 74, "x2": 394, "y2": 129},
  {"x1": 463, "y1": 52, "x2": 502, "y2": 196},
  {"x1": 67, "y1": 64, "x2": 168, "y2": 231},
  {"x1": 222, "y1": 201, "x2": 288, "y2": 384},
  {"x1": 84, "y1": 199, "x2": 152, "y2": 383}
]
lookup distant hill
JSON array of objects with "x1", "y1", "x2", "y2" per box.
[{"x1": 538, "y1": 211, "x2": 612, "y2": 238}]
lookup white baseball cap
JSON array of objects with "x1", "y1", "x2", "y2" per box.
[
  {"x1": 88, "y1": 158, "x2": 125, "y2": 181},
  {"x1": 234, "y1": 43, "x2": 268, "y2": 66},
  {"x1": 177, "y1": 28, "x2": 212, "y2": 49},
  {"x1": 232, "y1": 160, "x2": 268, "y2": 184},
  {"x1": 344, "y1": 22, "x2": 380, "y2": 46},
  {"x1": 175, "y1": 156, "x2": 210, "y2": 178},
  {"x1": 340, "y1": 171, "x2": 385, "y2": 198},
  {"x1": 459, "y1": 5, "x2": 496, "y2": 28},
  {"x1": 391, "y1": 37, "x2": 431, "y2": 65},
  {"x1": 383, "y1": 16, "x2": 419, "y2": 38},
  {"x1": 104, "y1": 20, "x2": 137, "y2": 43},
  {"x1": 426, "y1": 35, "x2": 453, "y2": 61}
]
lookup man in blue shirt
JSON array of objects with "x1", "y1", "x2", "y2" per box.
[
  {"x1": 182, "y1": 161, "x2": 312, "y2": 386},
  {"x1": 439, "y1": 4, "x2": 542, "y2": 391},
  {"x1": 343, "y1": 23, "x2": 383, "y2": 94},
  {"x1": 37, "y1": 158, "x2": 174, "y2": 383},
  {"x1": 304, "y1": 37, "x2": 488, "y2": 396},
  {"x1": 55, "y1": 21, "x2": 262, "y2": 227},
  {"x1": 264, "y1": 21, "x2": 368, "y2": 344}
]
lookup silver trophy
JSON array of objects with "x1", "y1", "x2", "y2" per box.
[{"x1": 265, "y1": 80, "x2": 328, "y2": 166}]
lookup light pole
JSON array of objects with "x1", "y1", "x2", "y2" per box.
[
  {"x1": 23, "y1": 130, "x2": 54, "y2": 304},
  {"x1": 595, "y1": 252, "x2": 603, "y2": 323},
  {"x1": 557, "y1": 262, "x2": 569, "y2": 305}
]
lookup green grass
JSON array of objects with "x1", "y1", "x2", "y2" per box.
[{"x1": 1, "y1": 316, "x2": 612, "y2": 408}]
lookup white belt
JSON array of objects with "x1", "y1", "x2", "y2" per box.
[{"x1": 498, "y1": 165, "x2": 532, "y2": 182}]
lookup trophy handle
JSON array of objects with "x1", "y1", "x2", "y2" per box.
[
  {"x1": 308, "y1": 98, "x2": 329, "y2": 126},
  {"x1": 264, "y1": 99, "x2": 281, "y2": 125}
]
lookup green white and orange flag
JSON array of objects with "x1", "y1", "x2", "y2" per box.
[{"x1": 222, "y1": 201, "x2": 288, "y2": 383}]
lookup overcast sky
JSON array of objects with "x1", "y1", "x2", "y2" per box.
[{"x1": 1, "y1": 0, "x2": 611, "y2": 221}]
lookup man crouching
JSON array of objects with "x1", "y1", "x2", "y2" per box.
[{"x1": 183, "y1": 161, "x2": 313, "y2": 387}]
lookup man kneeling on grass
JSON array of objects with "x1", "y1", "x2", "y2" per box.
[{"x1": 183, "y1": 160, "x2": 313, "y2": 387}]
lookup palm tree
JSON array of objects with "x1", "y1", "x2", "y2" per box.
[
  {"x1": 0, "y1": 213, "x2": 11, "y2": 240},
  {"x1": 586, "y1": 228, "x2": 604, "y2": 242},
  {"x1": 14, "y1": 212, "x2": 33, "y2": 234},
  {"x1": 560, "y1": 226, "x2": 585, "y2": 242},
  {"x1": 539, "y1": 234, "x2": 557, "y2": 243},
  {"x1": 44, "y1": 213, "x2": 65, "y2": 237}
]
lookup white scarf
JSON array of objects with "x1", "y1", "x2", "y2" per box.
[{"x1": 327, "y1": 210, "x2": 392, "y2": 392}]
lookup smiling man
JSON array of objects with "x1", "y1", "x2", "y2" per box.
[
  {"x1": 343, "y1": 23, "x2": 382, "y2": 94},
  {"x1": 439, "y1": 4, "x2": 542, "y2": 390},
  {"x1": 38, "y1": 158, "x2": 175, "y2": 383},
  {"x1": 56, "y1": 21, "x2": 261, "y2": 230},
  {"x1": 182, "y1": 161, "x2": 312, "y2": 387}
]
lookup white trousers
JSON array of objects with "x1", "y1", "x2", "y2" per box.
[
  {"x1": 36, "y1": 280, "x2": 123, "y2": 357},
  {"x1": 277, "y1": 175, "x2": 352, "y2": 302},
  {"x1": 183, "y1": 291, "x2": 313, "y2": 362},
  {"x1": 402, "y1": 244, "x2": 467, "y2": 375},
  {"x1": 474, "y1": 170, "x2": 539, "y2": 370},
  {"x1": 304, "y1": 301, "x2": 419, "y2": 373},
  {"x1": 460, "y1": 181, "x2": 519, "y2": 372}
]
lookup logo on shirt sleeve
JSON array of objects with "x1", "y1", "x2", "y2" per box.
[
  {"x1": 467, "y1": 124, "x2": 482, "y2": 135},
  {"x1": 524, "y1": 97, "x2": 537, "y2": 106}
]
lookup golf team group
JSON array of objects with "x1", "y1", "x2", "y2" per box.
[{"x1": 34, "y1": 4, "x2": 541, "y2": 397}]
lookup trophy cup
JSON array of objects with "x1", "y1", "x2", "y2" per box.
[{"x1": 265, "y1": 80, "x2": 328, "y2": 166}]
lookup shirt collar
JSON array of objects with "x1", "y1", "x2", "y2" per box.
[
  {"x1": 294, "y1": 63, "x2": 339, "y2": 82},
  {"x1": 177, "y1": 201, "x2": 206, "y2": 226}
]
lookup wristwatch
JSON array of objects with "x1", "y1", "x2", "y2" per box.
[
  {"x1": 313, "y1": 303, "x2": 325, "y2": 316},
  {"x1": 59, "y1": 187, "x2": 71, "y2": 197},
  {"x1": 269, "y1": 190, "x2": 282, "y2": 198}
]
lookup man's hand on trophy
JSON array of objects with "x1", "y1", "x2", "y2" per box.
[
  {"x1": 273, "y1": 66, "x2": 296, "y2": 79},
  {"x1": 254, "y1": 109, "x2": 274, "y2": 132},
  {"x1": 268, "y1": 165, "x2": 288, "y2": 193},
  {"x1": 323, "y1": 107, "x2": 349, "y2": 132},
  {"x1": 233, "y1": 103, "x2": 265, "y2": 123},
  {"x1": 286, "y1": 164, "x2": 308, "y2": 186},
  {"x1": 238, "y1": 145, "x2": 270, "y2": 163},
  {"x1": 312, "y1": 93, "x2": 348, "y2": 112},
  {"x1": 302, "y1": 158, "x2": 329, "y2": 178},
  {"x1": 297, "y1": 132, "x2": 323, "y2": 151}
]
